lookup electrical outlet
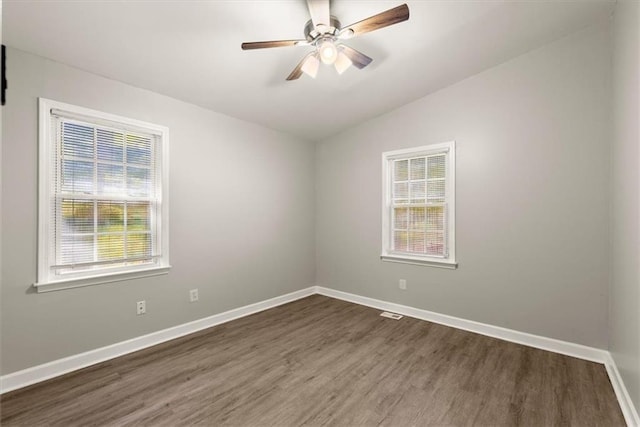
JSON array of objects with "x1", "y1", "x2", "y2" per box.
[
  {"x1": 399, "y1": 279, "x2": 407, "y2": 290},
  {"x1": 189, "y1": 289, "x2": 199, "y2": 302},
  {"x1": 136, "y1": 300, "x2": 146, "y2": 315}
]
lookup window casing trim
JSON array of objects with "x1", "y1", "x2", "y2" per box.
[
  {"x1": 34, "y1": 266, "x2": 171, "y2": 293},
  {"x1": 36, "y1": 98, "x2": 170, "y2": 292},
  {"x1": 381, "y1": 141, "x2": 456, "y2": 268}
]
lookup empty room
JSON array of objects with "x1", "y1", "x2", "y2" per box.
[{"x1": 0, "y1": 0, "x2": 638, "y2": 425}]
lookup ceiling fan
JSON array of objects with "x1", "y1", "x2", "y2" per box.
[{"x1": 241, "y1": 1, "x2": 410, "y2": 81}]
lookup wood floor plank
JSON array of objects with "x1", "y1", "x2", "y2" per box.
[{"x1": 0, "y1": 295, "x2": 625, "y2": 426}]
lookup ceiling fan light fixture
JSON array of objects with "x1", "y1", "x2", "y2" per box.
[
  {"x1": 241, "y1": 2, "x2": 410, "y2": 81},
  {"x1": 334, "y1": 50, "x2": 352, "y2": 74},
  {"x1": 318, "y1": 40, "x2": 338, "y2": 65},
  {"x1": 301, "y1": 53, "x2": 320, "y2": 78}
]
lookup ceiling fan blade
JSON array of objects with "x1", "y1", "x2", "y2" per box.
[
  {"x1": 286, "y1": 52, "x2": 318, "y2": 81},
  {"x1": 340, "y1": 45, "x2": 373, "y2": 69},
  {"x1": 341, "y1": 4, "x2": 409, "y2": 38},
  {"x1": 286, "y1": 66, "x2": 304, "y2": 81},
  {"x1": 241, "y1": 40, "x2": 308, "y2": 50},
  {"x1": 307, "y1": 0, "x2": 331, "y2": 29}
]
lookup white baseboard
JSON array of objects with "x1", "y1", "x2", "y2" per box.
[
  {"x1": 0, "y1": 286, "x2": 316, "y2": 394},
  {"x1": 605, "y1": 353, "x2": 640, "y2": 427},
  {"x1": 315, "y1": 286, "x2": 638, "y2": 426},
  {"x1": 2, "y1": 284, "x2": 637, "y2": 427},
  {"x1": 315, "y1": 286, "x2": 608, "y2": 362}
]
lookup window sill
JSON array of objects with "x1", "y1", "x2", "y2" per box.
[
  {"x1": 33, "y1": 265, "x2": 171, "y2": 293},
  {"x1": 380, "y1": 254, "x2": 457, "y2": 269}
]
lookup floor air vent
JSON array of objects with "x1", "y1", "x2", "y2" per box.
[{"x1": 380, "y1": 311, "x2": 403, "y2": 320}]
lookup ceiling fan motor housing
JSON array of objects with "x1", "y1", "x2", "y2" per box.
[{"x1": 304, "y1": 16, "x2": 341, "y2": 42}]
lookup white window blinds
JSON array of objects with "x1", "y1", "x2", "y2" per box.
[
  {"x1": 391, "y1": 153, "x2": 447, "y2": 257},
  {"x1": 51, "y1": 115, "x2": 161, "y2": 273},
  {"x1": 382, "y1": 142, "x2": 456, "y2": 268},
  {"x1": 37, "y1": 99, "x2": 169, "y2": 291}
]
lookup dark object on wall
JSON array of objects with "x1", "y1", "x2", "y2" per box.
[{"x1": 1, "y1": 45, "x2": 6, "y2": 105}]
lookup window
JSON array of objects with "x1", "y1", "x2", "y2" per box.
[
  {"x1": 36, "y1": 98, "x2": 170, "y2": 292},
  {"x1": 381, "y1": 141, "x2": 456, "y2": 268}
]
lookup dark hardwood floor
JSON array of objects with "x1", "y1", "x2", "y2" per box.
[{"x1": 0, "y1": 295, "x2": 625, "y2": 426}]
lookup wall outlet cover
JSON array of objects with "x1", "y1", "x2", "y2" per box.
[{"x1": 136, "y1": 300, "x2": 146, "y2": 315}]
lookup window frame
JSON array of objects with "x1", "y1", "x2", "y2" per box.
[
  {"x1": 36, "y1": 98, "x2": 170, "y2": 292},
  {"x1": 381, "y1": 141, "x2": 457, "y2": 269}
]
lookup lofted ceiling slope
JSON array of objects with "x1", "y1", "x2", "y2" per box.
[{"x1": 4, "y1": 0, "x2": 613, "y2": 141}]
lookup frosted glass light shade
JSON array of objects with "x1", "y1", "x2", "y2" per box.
[
  {"x1": 334, "y1": 51, "x2": 352, "y2": 74},
  {"x1": 318, "y1": 40, "x2": 338, "y2": 65},
  {"x1": 301, "y1": 54, "x2": 320, "y2": 78}
]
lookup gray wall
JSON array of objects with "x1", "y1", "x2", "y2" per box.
[
  {"x1": 1, "y1": 48, "x2": 316, "y2": 374},
  {"x1": 316, "y1": 24, "x2": 611, "y2": 349},
  {"x1": 611, "y1": 0, "x2": 640, "y2": 414},
  {"x1": 1, "y1": 14, "x2": 633, "y2": 399}
]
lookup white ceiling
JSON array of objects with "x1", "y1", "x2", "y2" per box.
[{"x1": 4, "y1": 0, "x2": 613, "y2": 141}]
